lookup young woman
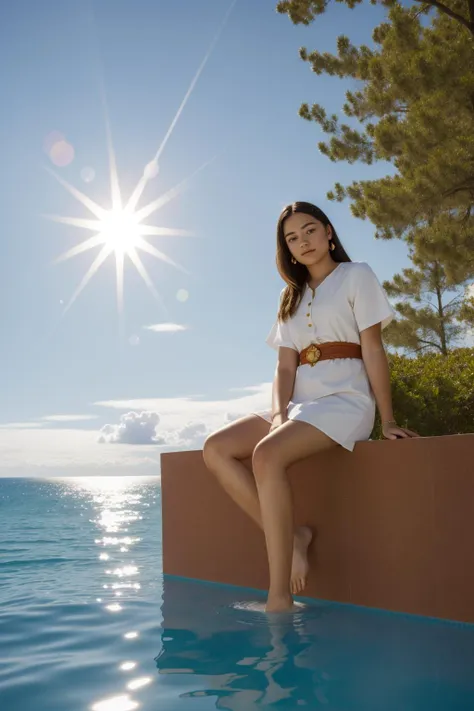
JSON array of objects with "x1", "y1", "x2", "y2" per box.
[{"x1": 203, "y1": 202, "x2": 418, "y2": 613}]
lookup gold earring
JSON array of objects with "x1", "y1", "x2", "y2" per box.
[
  {"x1": 329, "y1": 241, "x2": 335, "y2": 252},
  {"x1": 291, "y1": 257, "x2": 297, "y2": 264}
]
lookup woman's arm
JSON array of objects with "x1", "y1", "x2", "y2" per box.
[
  {"x1": 360, "y1": 323, "x2": 394, "y2": 423},
  {"x1": 271, "y1": 347, "x2": 298, "y2": 431},
  {"x1": 360, "y1": 323, "x2": 418, "y2": 439}
]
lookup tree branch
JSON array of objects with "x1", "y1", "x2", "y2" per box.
[
  {"x1": 468, "y1": 0, "x2": 474, "y2": 29},
  {"x1": 460, "y1": 204, "x2": 473, "y2": 222},
  {"x1": 418, "y1": 337, "x2": 443, "y2": 350},
  {"x1": 442, "y1": 181, "x2": 474, "y2": 200},
  {"x1": 417, "y1": 0, "x2": 474, "y2": 33},
  {"x1": 444, "y1": 294, "x2": 463, "y2": 309},
  {"x1": 419, "y1": 296, "x2": 435, "y2": 307}
]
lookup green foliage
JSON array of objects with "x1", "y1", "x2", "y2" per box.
[
  {"x1": 459, "y1": 291, "x2": 474, "y2": 324},
  {"x1": 276, "y1": 0, "x2": 474, "y2": 34},
  {"x1": 403, "y1": 211, "x2": 474, "y2": 286},
  {"x1": 371, "y1": 348, "x2": 474, "y2": 438},
  {"x1": 382, "y1": 255, "x2": 468, "y2": 354},
  {"x1": 276, "y1": 1, "x2": 474, "y2": 243}
]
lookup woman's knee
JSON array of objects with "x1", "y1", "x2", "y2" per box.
[
  {"x1": 202, "y1": 431, "x2": 232, "y2": 470},
  {"x1": 252, "y1": 438, "x2": 281, "y2": 481},
  {"x1": 202, "y1": 432, "x2": 221, "y2": 467}
]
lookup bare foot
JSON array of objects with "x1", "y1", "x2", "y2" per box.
[
  {"x1": 265, "y1": 593, "x2": 294, "y2": 613},
  {"x1": 291, "y1": 526, "x2": 313, "y2": 596}
]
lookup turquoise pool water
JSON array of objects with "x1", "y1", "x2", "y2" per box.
[{"x1": 1, "y1": 477, "x2": 473, "y2": 710}]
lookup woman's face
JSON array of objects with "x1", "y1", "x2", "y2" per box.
[{"x1": 282, "y1": 212, "x2": 332, "y2": 265}]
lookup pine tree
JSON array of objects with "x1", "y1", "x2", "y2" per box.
[
  {"x1": 383, "y1": 259, "x2": 468, "y2": 355},
  {"x1": 274, "y1": 1, "x2": 474, "y2": 254},
  {"x1": 276, "y1": 0, "x2": 474, "y2": 36}
]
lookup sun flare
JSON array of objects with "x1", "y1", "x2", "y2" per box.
[
  {"x1": 101, "y1": 209, "x2": 141, "y2": 254},
  {"x1": 45, "y1": 0, "x2": 237, "y2": 316},
  {"x1": 44, "y1": 154, "x2": 202, "y2": 315}
]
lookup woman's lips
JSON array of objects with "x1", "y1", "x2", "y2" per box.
[{"x1": 302, "y1": 249, "x2": 315, "y2": 256}]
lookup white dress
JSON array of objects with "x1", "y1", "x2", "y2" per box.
[{"x1": 254, "y1": 261, "x2": 395, "y2": 451}]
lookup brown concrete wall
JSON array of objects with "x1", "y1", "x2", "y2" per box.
[{"x1": 161, "y1": 434, "x2": 474, "y2": 624}]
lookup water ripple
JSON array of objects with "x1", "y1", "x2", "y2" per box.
[
  {"x1": 1, "y1": 478, "x2": 474, "y2": 711},
  {"x1": 0, "y1": 557, "x2": 76, "y2": 569}
]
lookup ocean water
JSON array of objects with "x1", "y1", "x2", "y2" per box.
[{"x1": 1, "y1": 477, "x2": 474, "y2": 711}]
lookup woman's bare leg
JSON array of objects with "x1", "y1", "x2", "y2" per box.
[
  {"x1": 203, "y1": 415, "x2": 313, "y2": 594},
  {"x1": 203, "y1": 415, "x2": 267, "y2": 526},
  {"x1": 252, "y1": 421, "x2": 337, "y2": 613}
]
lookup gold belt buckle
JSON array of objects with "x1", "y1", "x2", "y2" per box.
[{"x1": 306, "y1": 343, "x2": 321, "y2": 367}]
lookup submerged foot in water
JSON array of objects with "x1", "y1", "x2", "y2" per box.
[{"x1": 265, "y1": 593, "x2": 295, "y2": 613}]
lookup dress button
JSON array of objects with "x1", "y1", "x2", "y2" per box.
[
  {"x1": 308, "y1": 323, "x2": 312, "y2": 327},
  {"x1": 306, "y1": 313, "x2": 310, "y2": 317}
]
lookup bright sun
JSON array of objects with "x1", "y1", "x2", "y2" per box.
[
  {"x1": 45, "y1": 0, "x2": 237, "y2": 316},
  {"x1": 101, "y1": 209, "x2": 141, "y2": 254},
  {"x1": 44, "y1": 149, "x2": 205, "y2": 314}
]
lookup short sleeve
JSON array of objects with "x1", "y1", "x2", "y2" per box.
[
  {"x1": 350, "y1": 262, "x2": 395, "y2": 332},
  {"x1": 265, "y1": 290, "x2": 298, "y2": 351}
]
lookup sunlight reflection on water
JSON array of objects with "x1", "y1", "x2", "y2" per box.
[{"x1": 2, "y1": 477, "x2": 474, "y2": 711}]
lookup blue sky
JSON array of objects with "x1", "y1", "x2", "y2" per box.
[{"x1": 0, "y1": 0, "x2": 414, "y2": 476}]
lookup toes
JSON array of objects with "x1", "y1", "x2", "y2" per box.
[{"x1": 291, "y1": 574, "x2": 308, "y2": 597}]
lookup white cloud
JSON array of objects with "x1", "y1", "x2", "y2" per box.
[
  {"x1": 93, "y1": 381, "x2": 272, "y2": 428},
  {"x1": 97, "y1": 413, "x2": 213, "y2": 450},
  {"x1": 97, "y1": 410, "x2": 244, "y2": 450},
  {"x1": 0, "y1": 415, "x2": 99, "y2": 428},
  {"x1": 156, "y1": 421, "x2": 212, "y2": 448},
  {"x1": 42, "y1": 414, "x2": 99, "y2": 422},
  {"x1": 178, "y1": 421, "x2": 208, "y2": 441},
  {"x1": 0, "y1": 382, "x2": 272, "y2": 476},
  {"x1": 95, "y1": 384, "x2": 272, "y2": 451},
  {"x1": 0, "y1": 422, "x2": 44, "y2": 429},
  {"x1": 224, "y1": 412, "x2": 246, "y2": 424},
  {"x1": 0, "y1": 427, "x2": 160, "y2": 477},
  {"x1": 144, "y1": 323, "x2": 187, "y2": 333},
  {"x1": 98, "y1": 411, "x2": 162, "y2": 445},
  {"x1": 228, "y1": 385, "x2": 268, "y2": 393}
]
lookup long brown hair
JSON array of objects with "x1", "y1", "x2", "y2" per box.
[{"x1": 276, "y1": 202, "x2": 351, "y2": 321}]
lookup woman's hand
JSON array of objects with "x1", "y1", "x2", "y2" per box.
[
  {"x1": 270, "y1": 413, "x2": 288, "y2": 433},
  {"x1": 382, "y1": 420, "x2": 419, "y2": 440}
]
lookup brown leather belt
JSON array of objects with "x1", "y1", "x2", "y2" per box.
[{"x1": 299, "y1": 341, "x2": 362, "y2": 367}]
